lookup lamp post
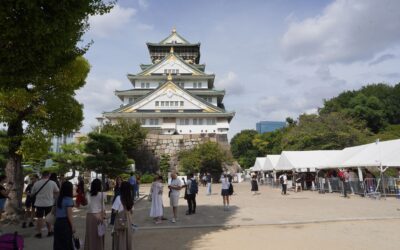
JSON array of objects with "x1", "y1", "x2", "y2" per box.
[{"x1": 96, "y1": 116, "x2": 105, "y2": 133}]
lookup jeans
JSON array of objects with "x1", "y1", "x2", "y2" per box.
[
  {"x1": 282, "y1": 184, "x2": 287, "y2": 194},
  {"x1": 207, "y1": 183, "x2": 211, "y2": 195},
  {"x1": 343, "y1": 181, "x2": 348, "y2": 197},
  {"x1": 187, "y1": 194, "x2": 196, "y2": 213}
]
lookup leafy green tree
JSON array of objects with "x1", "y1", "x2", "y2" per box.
[
  {"x1": 253, "y1": 128, "x2": 287, "y2": 155},
  {"x1": 159, "y1": 154, "x2": 171, "y2": 182},
  {"x1": 179, "y1": 142, "x2": 230, "y2": 178},
  {"x1": 0, "y1": 0, "x2": 113, "y2": 214},
  {"x1": 84, "y1": 133, "x2": 130, "y2": 184},
  {"x1": 100, "y1": 119, "x2": 148, "y2": 171},
  {"x1": 230, "y1": 130, "x2": 260, "y2": 169},
  {"x1": 281, "y1": 113, "x2": 369, "y2": 150},
  {"x1": 52, "y1": 142, "x2": 85, "y2": 179}
]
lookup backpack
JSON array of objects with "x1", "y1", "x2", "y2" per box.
[
  {"x1": 338, "y1": 171, "x2": 345, "y2": 181},
  {"x1": 190, "y1": 179, "x2": 198, "y2": 194},
  {"x1": 228, "y1": 183, "x2": 234, "y2": 195},
  {"x1": 279, "y1": 176, "x2": 284, "y2": 184},
  {"x1": 0, "y1": 232, "x2": 24, "y2": 250}
]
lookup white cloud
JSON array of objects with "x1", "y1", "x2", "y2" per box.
[
  {"x1": 215, "y1": 71, "x2": 244, "y2": 96},
  {"x1": 369, "y1": 54, "x2": 396, "y2": 66},
  {"x1": 88, "y1": 5, "x2": 137, "y2": 37},
  {"x1": 76, "y1": 78, "x2": 124, "y2": 132},
  {"x1": 138, "y1": 0, "x2": 149, "y2": 9},
  {"x1": 281, "y1": 0, "x2": 400, "y2": 64}
]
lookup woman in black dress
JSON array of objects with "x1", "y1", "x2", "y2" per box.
[{"x1": 251, "y1": 175, "x2": 259, "y2": 195}]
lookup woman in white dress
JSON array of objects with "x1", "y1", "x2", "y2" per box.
[{"x1": 149, "y1": 175, "x2": 163, "y2": 224}]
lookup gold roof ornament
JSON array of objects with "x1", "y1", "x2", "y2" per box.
[
  {"x1": 167, "y1": 73, "x2": 172, "y2": 81},
  {"x1": 170, "y1": 46, "x2": 174, "y2": 53}
]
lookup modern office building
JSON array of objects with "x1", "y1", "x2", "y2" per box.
[{"x1": 256, "y1": 121, "x2": 286, "y2": 134}]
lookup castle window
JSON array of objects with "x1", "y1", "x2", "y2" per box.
[
  {"x1": 165, "y1": 101, "x2": 169, "y2": 107},
  {"x1": 185, "y1": 119, "x2": 189, "y2": 125},
  {"x1": 161, "y1": 101, "x2": 164, "y2": 107},
  {"x1": 180, "y1": 101, "x2": 184, "y2": 106},
  {"x1": 198, "y1": 82, "x2": 202, "y2": 88},
  {"x1": 128, "y1": 97, "x2": 134, "y2": 103},
  {"x1": 146, "y1": 83, "x2": 150, "y2": 88},
  {"x1": 141, "y1": 82, "x2": 145, "y2": 88},
  {"x1": 155, "y1": 101, "x2": 159, "y2": 107},
  {"x1": 175, "y1": 101, "x2": 179, "y2": 106},
  {"x1": 193, "y1": 118, "x2": 198, "y2": 125},
  {"x1": 198, "y1": 118, "x2": 203, "y2": 125}
]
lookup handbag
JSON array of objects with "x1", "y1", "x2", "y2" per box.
[
  {"x1": 97, "y1": 191, "x2": 106, "y2": 237},
  {"x1": 114, "y1": 210, "x2": 129, "y2": 231}
]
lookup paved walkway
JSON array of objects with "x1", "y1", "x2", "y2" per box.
[{"x1": 1, "y1": 182, "x2": 400, "y2": 249}]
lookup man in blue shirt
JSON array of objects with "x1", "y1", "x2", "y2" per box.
[{"x1": 128, "y1": 172, "x2": 137, "y2": 200}]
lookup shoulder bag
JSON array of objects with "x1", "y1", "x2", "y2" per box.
[
  {"x1": 97, "y1": 192, "x2": 106, "y2": 237},
  {"x1": 31, "y1": 179, "x2": 50, "y2": 201}
]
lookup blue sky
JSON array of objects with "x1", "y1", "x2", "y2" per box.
[{"x1": 76, "y1": 0, "x2": 400, "y2": 139}]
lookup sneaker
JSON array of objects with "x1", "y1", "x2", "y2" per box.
[
  {"x1": 171, "y1": 218, "x2": 176, "y2": 223},
  {"x1": 22, "y1": 222, "x2": 26, "y2": 228},
  {"x1": 34, "y1": 233, "x2": 42, "y2": 239},
  {"x1": 29, "y1": 222, "x2": 34, "y2": 227}
]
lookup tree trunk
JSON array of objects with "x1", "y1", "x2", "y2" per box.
[{"x1": 5, "y1": 119, "x2": 24, "y2": 220}]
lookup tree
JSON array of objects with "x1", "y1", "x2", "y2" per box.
[
  {"x1": 52, "y1": 142, "x2": 86, "y2": 179},
  {"x1": 281, "y1": 113, "x2": 369, "y2": 150},
  {"x1": 230, "y1": 130, "x2": 260, "y2": 169},
  {"x1": 159, "y1": 154, "x2": 171, "y2": 182},
  {"x1": 179, "y1": 142, "x2": 231, "y2": 179},
  {"x1": 0, "y1": 1, "x2": 113, "y2": 215},
  {"x1": 100, "y1": 119, "x2": 148, "y2": 171},
  {"x1": 84, "y1": 133, "x2": 130, "y2": 184}
]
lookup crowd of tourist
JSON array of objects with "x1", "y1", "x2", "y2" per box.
[{"x1": 0, "y1": 170, "x2": 240, "y2": 250}]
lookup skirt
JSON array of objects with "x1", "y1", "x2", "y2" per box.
[
  {"x1": 84, "y1": 213, "x2": 104, "y2": 250},
  {"x1": 112, "y1": 211, "x2": 134, "y2": 250},
  {"x1": 251, "y1": 180, "x2": 259, "y2": 191},
  {"x1": 221, "y1": 189, "x2": 229, "y2": 196},
  {"x1": 54, "y1": 217, "x2": 73, "y2": 250}
]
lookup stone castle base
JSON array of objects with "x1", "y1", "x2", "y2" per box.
[{"x1": 137, "y1": 133, "x2": 229, "y2": 172}]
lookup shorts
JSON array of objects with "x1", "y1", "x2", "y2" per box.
[
  {"x1": 0, "y1": 198, "x2": 6, "y2": 210},
  {"x1": 35, "y1": 206, "x2": 53, "y2": 218},
  {"x1": 221, "y1": 189, "x2": 229, "y2": 196},
  {"x1": 170, "y1": 195, "x2": 179, "y2": 207}
]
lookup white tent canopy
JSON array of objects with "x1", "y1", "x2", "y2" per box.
[
  {"x1": 252, "y1": 157, "x2": 266, "y2": 171},
  {"x1": 342, "y1": 139, "x2": 400, "y2": 168},
  {"x1": 263, "y1": 155, "x2": 280, "y2": 171},
  {"x1": 319, "y1": 144, "x2": 369, "y2": 169},
  {"x1": 275, "y1": 150, "x2": 341, "y2": 172}
]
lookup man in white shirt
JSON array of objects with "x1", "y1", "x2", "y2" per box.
[
  {"x1": 31, "y1": 171, "x2": 59, "y2": 238},
  {"x1": 168, "y1": 172, "x2": 182, "y2": 223},
  {"x1": 278, "y1": 173, "x2": 288, "y2": 195}
]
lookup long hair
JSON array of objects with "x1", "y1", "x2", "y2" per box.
[
  {"x1": 90, "y1": 179, "x2": 102, "y2": 196},
  {"x1": 120, "y1": 181, "x2": 133, "y2": 211},
  {"x1": 57, "y1": 181, "x2": 73, "y2": 209},
  {"x1": 50, "y1": 173, "x2": 60, "y2": 188}
]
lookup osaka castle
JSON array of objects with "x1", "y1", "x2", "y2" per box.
[{"x1": 102, "y1": 29, "x2": 235, "y2": 139}]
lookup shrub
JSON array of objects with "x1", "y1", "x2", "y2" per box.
[{"x1": 140, "y1": 173, "x2": 155, "y2": 184}]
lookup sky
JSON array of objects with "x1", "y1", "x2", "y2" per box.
[{"x1": 76, "y1": 0, "x2": 400, "y2": 139}]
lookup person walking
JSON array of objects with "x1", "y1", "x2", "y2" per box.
[
  {"x1": 150, "y1": 175, "x2": 164, "y2": 224},
  {"x1": 168, "y1": 172, "x2": 182, "y2": 223},
  {"x1": 206, "y1": 172, "x2": 212, "y2": 195},
  {"x1": 22, "y1": 174, "x2": 38, "y2": 228},
  {"x1": 279, "y1": 173, "x2": 287, "y2": 195},
  {"x1": 343, "y1": 169, "x2": 350, "y2": 198},
  {"x1": 53, "y1": 181, "x2": 75, "y2": 250},
  {"x1": 0, "y1": 175, "x2": 12, "y2": 221},
  {"x1": 135, "y1": 175, "x2": 141, "y2": 200},
  {"x1": 31, "y1": 171, "x2": 59, "y2": 238},
  {"x1": 128, "y1": 173, "x2": 137, "y2": 201},
  {"x1": 75, "y1": 176, "x2": 86, "y2": 208},
  {"x1": 185, "y1": 173, "x2": 198, "y2": 215},
  {"x1": 110, "y1": 176, "x2": 123, "y2": 225},
  {"x1": 251, "y1": 175, "x2": 259, "y2": 195},
  {"x1": 84, "y1": 179, "x2": 106, "y2": 250},
  {"x1": 220, "y1": 174, "x2": 230, "y2": 211},
  {"x1": 111, "y1": 181, "x2": 134, "y2": 250}
]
